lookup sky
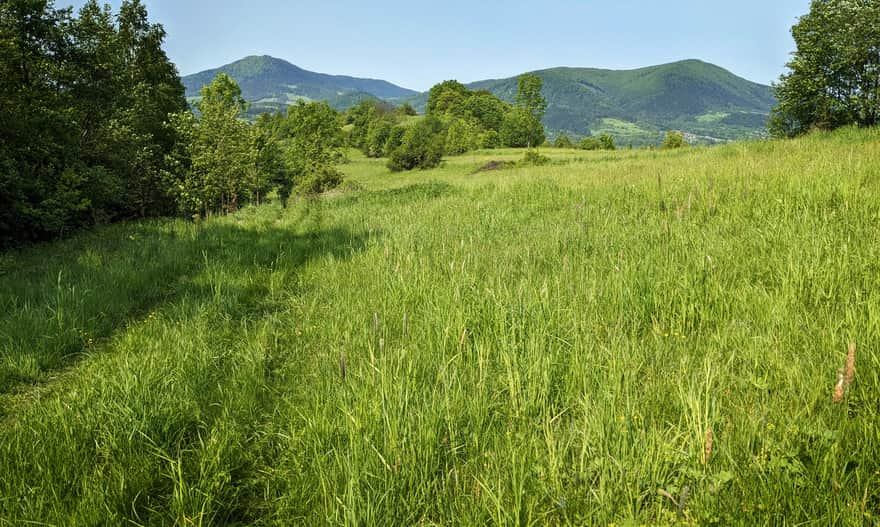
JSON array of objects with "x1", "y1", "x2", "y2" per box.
[{"x1": 61, "y1": 0, "x2": 810, "y2": 91}]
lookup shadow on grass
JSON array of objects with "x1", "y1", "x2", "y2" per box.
[{"x1": 0, "y1": 214, "x2": 374, "y2": 396}]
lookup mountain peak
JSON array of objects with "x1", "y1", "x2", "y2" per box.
[{"x1": 182, "y1": 56, "x2": 418, "y2": 116}]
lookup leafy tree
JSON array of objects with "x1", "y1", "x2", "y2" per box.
[
  {"x1": 365, "y1": 120, "x2": 394, "y2": 158},
  {"x1": 579, "y1": 137, "x2": 599, "y2": 150},
  {"x1": 661, "y1": 131, "x2": 687, "y2": 149},
  {"x1": 500, "y1": 108, "x2": 545, "y2": 148},
  {"x1": 384, "y1": 126, "x2": 406, "y2": 157},
  {"x1": 515, "y1": 73, "x2": 548, "y2": 148},
  {"x1": 283, "y1": 101, "x2": 345, "y2": 199},
  {"x1": 554, "y1": 135, "x2": 574, "y2": 148},
  {"x1": 479, "y1": 130, "x2": 502, "y2": 149},
  {"x1": 445, "y1": 118, "x2": 480, "y2": 156},
  {"x1": 388, "y1": 117, "x2": 445, "y2": 172},
  {"x1": 462, "y1": 92, "x2": 510, "y2": 131},
  {"x1": 598, "y1": 133, "x2": 616, "y2": 150},
  {"x1": 426, "y1": 80, "x2": 470, "y2": 115},
  {"x1": 770, "y1": 0, "x2": 880, "y2": 137},
  {"x1": 0, "y1": 0, "x2": 184, "y2": 246},
  {"x1": 396, "y1": 103, "x2": 418, "y2": 116}
]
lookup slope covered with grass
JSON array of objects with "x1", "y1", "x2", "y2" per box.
[{"x1": 1, "y1": 128, "x2": 878, "y2": 525}]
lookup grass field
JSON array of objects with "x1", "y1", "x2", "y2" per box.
[{"x1": 1, "y1": 128, "x2": 879, "y2": 525}]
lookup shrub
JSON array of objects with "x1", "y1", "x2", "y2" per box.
[
  {"x1": 579, "y1": 137, "x2": 602, "y2": 150},
  {"x1": 445, "y1": 118, "x2": 480, "y2": 156},
  {"x1": 500, "y1": 108, "x2": 545, "y2": 148},
  {"x1": 521, "y1": 150, "x2": 551, "y2": 166},
  {"x1": 554, "y1": 135, "x2": 573, "y2": 148},
  {"x1": 662, "y1": 131, "x2": 687, "y2": 149},
  {"x1": 479, "y1": 130, "x2": 502, "y2": 149},
  {"x1": 383, "y1": 126, "x2": 406, "y2": 157},
  {"x1": 388, "y1": 120, "x2": 445, "y2": 172},
  {"x1": 295, "y1": 165, "x2": 344, "y2": 195},
  {"x1": 598, "y1": 133, "x2": 616, "y2": 150}
]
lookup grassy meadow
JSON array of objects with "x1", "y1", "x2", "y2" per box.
[{"x1": 1, "y1": 128, "x2": 879, "y2": 525}]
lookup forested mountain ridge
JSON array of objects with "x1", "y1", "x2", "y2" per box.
[
  {"x1": 185, "y1": 56, "x2": 775, "y2": 144},
  {"x1": 443, "y1": 59, "x2": 775, "y2": 144},
  {"x1": 181, "y1": 55, "x2": 417, "y2": 117}
]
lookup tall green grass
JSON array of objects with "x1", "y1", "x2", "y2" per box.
[{"x1": 1, "y1": 127, "x2": 879, "y2": 525}]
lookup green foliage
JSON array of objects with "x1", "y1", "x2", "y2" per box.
[
  {"x1": 520, "y1": 150, "x2": 551, "y2": 166},
  {"x1": 345, "y1": 98, "x2": 400, "y2": 156},
  {"x1": 553, "y1": 135, "x2": 574, "y2": 148},
  {"x1": 196, "y1": 73, "x2": 246, "y2": 114},
  {"x1": 281, "y1": 101, "x2": 345, "y2": 199},
  {"x1": 598, "y1": 133, "x2": 616, "y2": 150},
  {"x1": 445, "y1": 118, "x2": 480, "y2": 156},
  {"x1": 770, "y1": 0, "x2": 880, "y2": 137},
  {"x1": 516, "y1": 74, "x2": 547, "y2": 123},
  {"x1": 479, "y1": 130, "x2": 502, "y2": 149},
  {"x1": 396, "y1": 103, "x2": 418, "y2": 117},
  {"x1": 365, "y1": 120, "x2": 394, "y2": 158},
  {"x1": 0, "y1": 0, "x2": 186, "y2": 247},
  {"x1": 500, "y1": 108, "x2": 545, "y2": 148},
  {"x1": 662, "y1": 130, "x2": 687, "y2": 149},
  {"x1": 426, "y1": 80, "x2": 470, "y2": 115},
  {"x1": 384, "y1": 126, "x2": 406, "y2": 157},
  {"x1": 579, "y1": 137, "x2": 601, "y2": 150},
  {"x1": 388, "y1": 118, "x2": 445, "y2": 172},
  {"x1": 510, "y1": 74, "x2": 547, "y2": 149},
  {"x1": 424, "y1": 80, "x2": 512, "y2": 155}
]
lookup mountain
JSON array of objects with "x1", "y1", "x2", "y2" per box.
[
  {"x1": 182, "y1": 55, "x2": 418, "y2": 117},
  {"x1": 408, "y1": 59, "x2": 775, "y2": 144},
  {"x1": 184, "y1": 56, "x2": 775, "y2": 145},
  {"x1": 480, "y1": 60, "x2": 775, "y2": 144}
]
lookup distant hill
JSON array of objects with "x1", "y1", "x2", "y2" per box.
[
  {"x1": 485, "y1": 60, "x2": 775, "y2": 144},
  {"x1": 182, "y1": 55, "x2": 418, "y2": 118},
  {"x1": 407, "y1": 59, "x2": 775, "y2": 145},
  {"x1": 184, "y1": 56, "x2": 775, "y2": 144}
]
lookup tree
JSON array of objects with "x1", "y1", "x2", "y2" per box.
[
  {"x1": 0, "y1": 0, "x2": 185, "y2": 246},
  {"x1": 426, "y1": 80, "x2": 470, "y2": 115},
  {"x1": 396, "y1": 103, "x2": 417, "y2": 117},
  {"x1": 554, "y1": 135, "x2": 573, "y2": 148},
  {"x1": 283, "y1": 101, "x2": 344, "y2": 198},
  {"x1": 365, "y1": 120, "x2": 393, "y2": 158},
  {"x1": 388, "y1": 117, "x2": 445, "y2": 172},
  {"x1": 661, "y1": 131, "x2": 687, "y2": 149},
  {"x1": 445, "y1": 118, "x2": 480, "y2": 155},
  {"x1": 770, "y1": 0, "x2": 880, "y2": 137},
  {"x1": 515, "y1": 73, "x2": 547, "y2": 148},
  {"x1": 598, "y1": 133, "x2": 616, "y2": 150},
  {"x1": 500, "y1": 108, "x2": 545, "y2": 148}
]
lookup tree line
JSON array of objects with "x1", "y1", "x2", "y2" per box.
[
  {"x1": 344, "y1": 74, "x2": 551, "y2": 171},
  {"x1": 0, "y1": 0, "x2": 342, "y2": 248}
]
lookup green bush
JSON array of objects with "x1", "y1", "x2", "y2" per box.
[
  {"x1": 479, "y1": 130, "x2": 502, "y2": 149},
  {"x1": 598, "y1": 133, "x2": 616, "y2": 150},
  {"x1": 520, "y1": 150, "x2": 551, "y2": 166},
  {"x1": 579, "y1": 137, "x2": 601, "y2": 150},
  {"x1": 445, "y1": 119, "x2": 480, "y2": 156},
  {"x1": 662, "y1": 131, "x2": 687, "y2": 149},
  {"x1": 554, "y1": 135, "x2": 574, "y2": 148},
  {"x1": 388, "y1": 120, "x2": 445, "y2": 172}
]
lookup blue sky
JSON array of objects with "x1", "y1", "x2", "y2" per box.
[{"x1": 62, "y1": 0, "x2": 809, "y2": 91}]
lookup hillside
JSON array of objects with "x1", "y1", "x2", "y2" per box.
[
  {"x1": 2, "y1": 128, "x2": 879, "y2": 524},
  {"x1": 185, "y1": 56, "x2": 775, "y2": 144},
  {"x1": 456, "y1": 59, "x2": 775, "y2": 144},
  {"x1": 182, "y1": 55, "x2": 418, "y2": 117}
]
